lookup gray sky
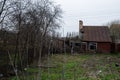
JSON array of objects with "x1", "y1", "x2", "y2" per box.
[{"x1": 54, "y1": 0, "x2": 120, "y2": 36}]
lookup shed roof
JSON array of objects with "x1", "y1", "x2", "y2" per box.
[{"x1": 82, "y1": 26, "x2": 112, "y2": 42}]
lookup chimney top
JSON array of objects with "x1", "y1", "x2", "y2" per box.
[
  {"x1": 79, "y1": 20, "x2": 83, "y2": 25},
  {"x1": 79, "y1": 20, "x2": 83, "y2": 29}
]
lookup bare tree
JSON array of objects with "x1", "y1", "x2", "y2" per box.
[
  {"x1": 109, "y1": 20, "x2": 120, "y2": 42},
  {"x1": 5, "y1": 1, "x2": 32, "y2": 79},
  {"x1": 0, "y1": 0, "x2": 7, "y2": 23},
  {"x1": 0, "y1": 0, "x2": 14, "y2": 26},
  {"x1": 27, "y1": 0, "x2": 62, "y2": 80},
  {"x1": 23, "y1": 0, "x2": 62, "y2": 62}
]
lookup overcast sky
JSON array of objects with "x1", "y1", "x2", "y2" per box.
[{"x1": 53, "y1": 0, "x2": 120, "y2": 36}]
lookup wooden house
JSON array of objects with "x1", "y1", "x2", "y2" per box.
[{"x1": 79, "y1": 20, "x2": 112, "y2": 53}]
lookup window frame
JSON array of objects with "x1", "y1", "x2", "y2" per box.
[{"x1": 89, "y1": 42, "x2": 97, "y2": 50}]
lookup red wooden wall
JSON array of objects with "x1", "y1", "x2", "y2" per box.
[{"x1": 97, "y1": 42, "x2": 111, "y2": 53}]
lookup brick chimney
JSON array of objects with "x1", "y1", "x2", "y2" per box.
[
  {"x1": 79, "y1": 20, "x2": 83, "y2": 30},
  {"x1": 79, "y1": 20, "x2": 83, "y2": 39}
]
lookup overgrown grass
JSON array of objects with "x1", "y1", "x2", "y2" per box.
[{"x1": 10, "y1": 53, "x2": 120, "y2": 80}]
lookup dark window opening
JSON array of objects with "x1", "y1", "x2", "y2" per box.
[
  {"x1": 75, "y1": 43, "x2": 81, "y2": 46},
  {"x1": 89, "y1": 42, "x2": 97, "y2": 50}
]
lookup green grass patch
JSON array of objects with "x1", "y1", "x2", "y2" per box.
[{"x1": 9, "y1": 53, "x2": 120, "y2": 80}]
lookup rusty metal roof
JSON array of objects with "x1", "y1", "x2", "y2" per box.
[{"x1": 82, "y1": 26, "x2": 112, "y2": 42}]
